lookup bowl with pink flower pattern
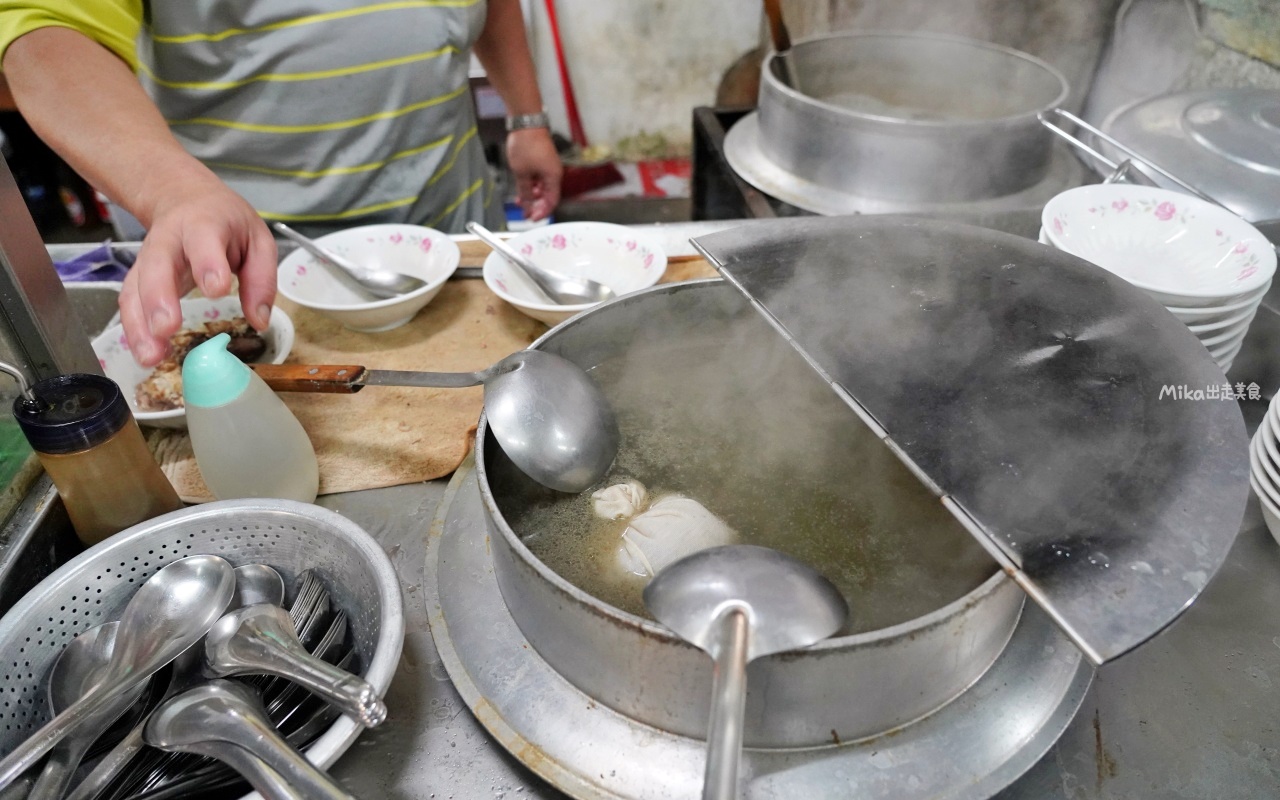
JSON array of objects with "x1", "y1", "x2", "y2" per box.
[
  {"x1": 277, "y1": 224, "x2": 460, "y2": 332},
  {"x1": 482, "y1": 222, "x2": 667, "y2": 326},
  {"x1": 1041, "y1": 184, "x2": 1276, "y2": 306}
]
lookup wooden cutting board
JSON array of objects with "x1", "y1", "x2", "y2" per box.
[{"x1": 150, "y1": 246, "x2": 718, "y2": 502}]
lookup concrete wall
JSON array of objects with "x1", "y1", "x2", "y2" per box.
[{"x1": 523, "y1": 1, "x2": 758, "y2": 155}]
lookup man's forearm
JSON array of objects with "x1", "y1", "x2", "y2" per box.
[
  {"x1": 471, "y1": 0, "x2": 545, "y2": 117},
  {"x1": 2, "y1": 26, "x2": 223, "y2": 227}
]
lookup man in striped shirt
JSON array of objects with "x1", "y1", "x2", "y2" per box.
[{"x1": 0, "y1": 0, "x2": 561, "y2": 366}]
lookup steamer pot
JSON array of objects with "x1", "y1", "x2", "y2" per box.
[
  {"x1": 756, "y1": 32, "x2": 1069, "y2": 204},
  {"x1": 476, "y1": 280, "x2": 1024, "y2": 748}
]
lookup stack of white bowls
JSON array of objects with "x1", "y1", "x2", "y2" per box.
[
  {"x1": 1040, "y1": 184, "x2": 1276, "y2": 372},
  {"x1": 1249, "y1": 393, "x2": 1280, "y2": 546}
]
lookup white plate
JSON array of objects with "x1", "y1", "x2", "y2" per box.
[
  {"x1": 1249, "y1": 432, "x2": 1280, "y2": 512},
  {"x1": 1184, "y1": 304, "x2": 1258, "y2": 334},
  {"x1": 92, "y1": 297, "x2": 294, "y2": 429},
  {"x1": 1164, "y1": 281, "x2": 1271, "y2": 322},
  {"x1": 1196, "y1": 314, "x2": 1254, "y2": 348},
  {"x1": 1042, "y1": 184, "x2": 1276, "y2": 303}
]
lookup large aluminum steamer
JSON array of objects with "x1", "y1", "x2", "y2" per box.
[
  {"x1": 471, "y1": 217, "x2": 1247, "y2": 778},
  {"x1": 725, "y1": 32, "x2": 1077, "y2": 215}
]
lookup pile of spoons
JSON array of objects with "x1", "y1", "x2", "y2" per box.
[{"x1": 0, "y1": 556, "x2": 381, "y2": 800}]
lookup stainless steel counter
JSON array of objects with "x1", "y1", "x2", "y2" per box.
[{"x1": 13, "y1": 218, "x2": 1280, "y2": 797}]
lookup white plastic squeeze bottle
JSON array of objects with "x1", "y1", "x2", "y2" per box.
[{"x1": 183, "y1": 333, "x2": 319, "y2": 503}]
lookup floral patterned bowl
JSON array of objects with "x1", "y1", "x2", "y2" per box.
[
  {"x1": 482, "y1": 222, "x2": 667, "y2": 326},
  {"x1": 92, "y1": 296, "x2": 294, "y2": 429},
  {"x1": 1041, "y1": 184, "x2": 1276, "y2": 306},
  {"x1": 277, "y1": 224, "x2": 460, "y2": 332}
]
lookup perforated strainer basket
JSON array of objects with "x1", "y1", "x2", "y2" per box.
[{"x1": 0, "y1": 498, "x2": 404, "y2": 788}]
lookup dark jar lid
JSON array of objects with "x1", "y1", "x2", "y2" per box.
[{"x1": 13, "y1": 374, "x2": 132, "y2": 455}]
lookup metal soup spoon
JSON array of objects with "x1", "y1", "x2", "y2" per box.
[
  {"x1": 26, "y1": 623, "x2": 148, "y2": 800},
  {"x1": 0, "y1": 554, "x2": 236, "y2": 791},
  {"x1": 467, "y1": 221, "x2": 617, "y2": 305},
  {"x1": 644, "y1": 545, "x2": 847, "y2": 800},
  {"x1": 66, "y1": 564, "x2": 287, "y2": 800},
  {"x1": 273, "y1": 221, "x2": 428, "y2": 299},
  {"x1": 252, "y1": 349, "x2": 620, "y2": 493},
  {"x1": 146, "y1": 681, "x2": 356, "y2": 800},
  {"x1": 203, "y1": 604, "x2": 386, "y2": 727}
]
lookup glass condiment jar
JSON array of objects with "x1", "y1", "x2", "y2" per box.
[{"x1": 11, "y1": 371, "x2": 183, "y2": 545}]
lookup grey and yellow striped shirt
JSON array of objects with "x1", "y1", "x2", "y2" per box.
[{"x1": 0, "y1": 0, "x2": 501, "y2": 235}]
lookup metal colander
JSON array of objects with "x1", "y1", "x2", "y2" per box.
[{"x1": 0, "y1": 498, "x2": 404, "y2": 782}]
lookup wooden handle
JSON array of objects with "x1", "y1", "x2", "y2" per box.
[
  {"x1": 251, "y1": 364, "x2": 367, "y2": 393},
  {"x1": 762, "y1": 0, "x2": 792, "y2": 52}
]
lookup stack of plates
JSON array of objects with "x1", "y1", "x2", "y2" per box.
[
  {"x1": 1250, "y1": 394, "x2": 1280, "y2": 546},
  {"x1": 1040, "y1": 184, "x2": 1276, "y2": 372}
]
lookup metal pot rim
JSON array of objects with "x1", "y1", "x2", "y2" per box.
[
  {"x1": 763, "y1": 30, "x2": 1070, "y2": 129},
  {"x1": 475, "y1": 278, "x2": 1013, "y2": 655}
]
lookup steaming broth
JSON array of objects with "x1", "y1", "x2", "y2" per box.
[{"x1": 500, "y1": 327, "x2": 997, "y2": 636}]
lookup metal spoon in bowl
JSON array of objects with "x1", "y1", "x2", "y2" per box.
[
  {"x1": 466, "y1": 221, "x2": 617, "y2": 305},
  {"x1": 272, "y1": 222, "x2": 428, "y2": 299},
  {"x1": 0, "y1": 554, "x2": 236, "y2": 791},
  {"x1": 252, "y1": 348, "x2": 620, "y2": 493},
  {"x1": 644, "y1": 545, "x2": 847, "y2": 800}
]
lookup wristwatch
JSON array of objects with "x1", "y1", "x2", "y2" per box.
[{"x1": 505, "y1": 111, "x2": 551, "y2": 132}]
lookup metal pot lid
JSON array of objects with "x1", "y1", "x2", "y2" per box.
[
  {"x1": 1101, "y1": 88, "x2": 1280, "y2": 222},
  {"x1": 693, "y1": 216, "x2": 1249, "y2": 665}
]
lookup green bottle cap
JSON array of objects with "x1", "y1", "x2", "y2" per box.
[{"x1": 182, "y1": 333, "x2": 251, "y2": 408}]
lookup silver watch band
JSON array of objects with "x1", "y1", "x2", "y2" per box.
[{"x1": 505, "y1": 111, "x2": 551, "y2": 132}]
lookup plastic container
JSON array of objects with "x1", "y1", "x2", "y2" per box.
[
  {"x1": 183, "y1": 333, "x2": 319, "y2": 503},
  {"x1": 12, "y1": 373, "x2": 183, "y2": 545}
]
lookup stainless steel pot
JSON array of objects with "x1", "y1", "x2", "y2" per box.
[
  {"x1": 756, "y1": 32, "x2": 1069, "y2": 204},
  {"x1": 475, "y1": 279, "x2": 1024, "y2": 748}
]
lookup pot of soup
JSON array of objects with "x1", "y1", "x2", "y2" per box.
[
  {"x1": 475, "y1": 279, "x2": 1024, "y2": 747},
  {"x1": 752, "y1": 31, "x2": 1069, "y2": 205}
]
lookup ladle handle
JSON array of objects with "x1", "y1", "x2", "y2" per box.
[
  {"x1": 28, "y1": 690, "x2": 138, "y2": 800},
  {"x1": 252, "y1": 364, "x2": 369, "y2": 393},
  {"x1": 64, "y1": 723, "x2": 145, "y2": 800},
  {"x1": 221, "y1": 713, "x2": 357, "y2": 800},
  {"x1": 0, "y1": 679, "x2": 130, "y2": 790},
  {"x1": 253, "y1": 363, "x2": 487, "y2": 392},
  {"x1": 185, "y1": 740, "x2": 307, "y2": 800},
  {"x1": 259, "y1": 651, "x2": 388, "y2": 728},
  {"x1": 703, "y1": 608, "x2": 750, "y2": 800}
]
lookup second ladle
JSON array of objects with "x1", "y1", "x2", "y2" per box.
[
  {"x1": 252, "y1": 349, "x2": 619, "y2": 493},
  {"x1": 644, "y1": 545, "x2": 847, "y2": 800}
]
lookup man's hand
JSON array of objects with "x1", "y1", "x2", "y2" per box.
[
  {"x1": 507, "y1": 128, "x2": 562, "y2": 221},
  {"x1": 119, "y1": 179, "x2": 277, "y2": 367}
]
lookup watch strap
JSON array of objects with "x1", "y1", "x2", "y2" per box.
[{"x1": 505, "y1": 111, "x2": 551, "y2": 132}]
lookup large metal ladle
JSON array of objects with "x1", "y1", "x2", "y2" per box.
[
  {"x1": 644, "y1": 545, "x2": 847, "y2": 800},
  {"x1": 272, "y1": 222, "x2": 428, "y2": 299},
  {"x1": 252, "y1": 349, "x2": 620, "y2": 493},
  {"x1": 0, "y1": 554, "x2": 236, "y2": 791}
]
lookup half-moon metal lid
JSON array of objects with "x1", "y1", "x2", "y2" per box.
[{"x1": 693, "y1": 216, "x2": 1249, "y2": 665}]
